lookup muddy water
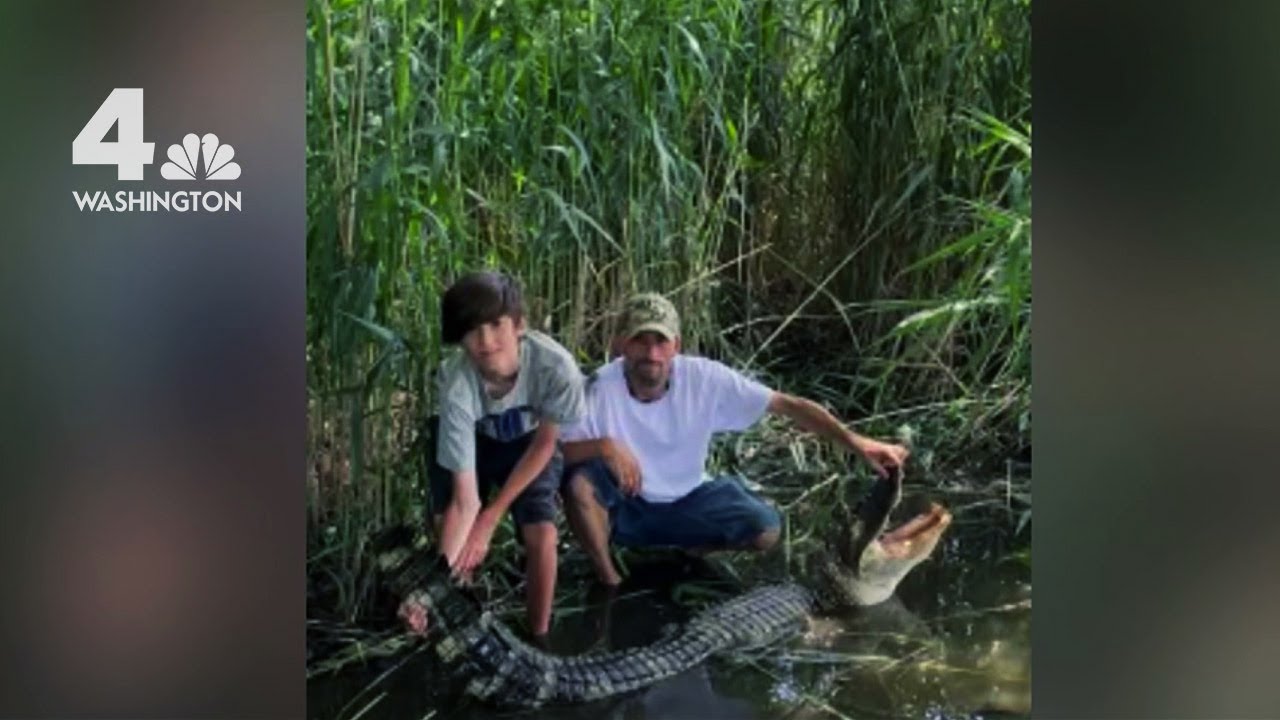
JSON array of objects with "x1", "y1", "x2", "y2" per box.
[{"x1": 309, "y1": 495, "x2": 1030, "y2": 720}]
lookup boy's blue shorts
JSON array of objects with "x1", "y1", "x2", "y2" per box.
[
  {"x1": 562, "y1": 458, "x2": 781, "y2": 549},
  {"x1": 426, "y1": 416, "x2": 561, "y2": 528}
]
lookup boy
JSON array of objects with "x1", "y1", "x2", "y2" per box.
[{"x1": 398, "y1": 271, "x2": 584, "y2": 642}]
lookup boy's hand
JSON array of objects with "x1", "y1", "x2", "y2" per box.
[
  {"x1": 454, "y1": 509, "x2": 500, "y2": 576},
  {"x1": 855, "y1": 438, "x2": 910, "y2": 478},
  {"x1": 604, "y1": 440, "x2": 642, "y2": 496}
]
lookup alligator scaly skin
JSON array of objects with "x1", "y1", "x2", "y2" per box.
[{"x1": 402, "y1": 555, "x2": 816, "y2": 708}]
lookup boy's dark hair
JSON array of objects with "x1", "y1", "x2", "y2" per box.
[{"x1": 440, "y1": 271, "x2": 525, "y2": 344}]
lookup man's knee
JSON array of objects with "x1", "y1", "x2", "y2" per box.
[
  {"x1": 564, "y1": 472, "x2": 599, "y2": 508},
  {"x1": 750, "y1": 527, "x2": 780, "y2": 551},
  {"x1": 742, "y1": 503, "x2": 781, "y2": 551}
]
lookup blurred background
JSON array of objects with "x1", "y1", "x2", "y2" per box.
[{"x1": 0, "y1": 1, "x2": 303, "y2": 717}]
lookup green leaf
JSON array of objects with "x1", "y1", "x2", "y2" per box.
[{"x1": 340, "y1": 311, "x2": 400, "y2": 346}]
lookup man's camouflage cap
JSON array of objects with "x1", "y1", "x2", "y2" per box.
[{"x1": 619, "y1": 292, "x2": 680, "y2": 340}]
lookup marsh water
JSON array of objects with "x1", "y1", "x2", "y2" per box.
[{"x1": 309, "y1": 486, "x2": 1030, "y2": 720}]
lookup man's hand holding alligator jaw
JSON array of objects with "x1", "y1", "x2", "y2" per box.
[{"x1": 853, "y1": 437, "x2": 910, "y2": 478}]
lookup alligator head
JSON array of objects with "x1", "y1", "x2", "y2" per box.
[{"x1": 821, "y1": 466, "x2": 952, "y2": 606}]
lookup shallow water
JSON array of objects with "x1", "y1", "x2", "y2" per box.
[{"x1": 309, "y1": 492, "x2": 1030, "y2": 720}]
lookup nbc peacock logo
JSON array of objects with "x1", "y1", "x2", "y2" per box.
[
  {"x1": 71, "y1": 88, "x2": 244, "y2": 213},
  {"x1": 161, "y1": 133, "x2": 241, "y2": 181}
]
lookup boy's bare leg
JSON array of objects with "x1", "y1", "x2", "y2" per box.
[
  {"x1": 563, "y1": 472, "x2": 622, "y2": 586},
  {"x1": 521, "y1": 521, "x2": 558, "y2": 637}
]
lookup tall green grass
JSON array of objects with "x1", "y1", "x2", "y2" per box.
[{"x1": 306, "y1": 0, "x2": 1030, "y2": 626}]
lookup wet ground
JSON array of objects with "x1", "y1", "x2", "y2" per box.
[{"x1": 309, "y1": 488, "x2": 1030, "y2": 720}]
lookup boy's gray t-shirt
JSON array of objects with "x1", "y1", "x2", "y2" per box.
[{"x1": 435, "y1": 330, "x2": 584, "y2": 473}]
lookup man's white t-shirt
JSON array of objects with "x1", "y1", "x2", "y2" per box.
[{"x1": 561, "y1": 355, "x2": 773, "y2": 503}]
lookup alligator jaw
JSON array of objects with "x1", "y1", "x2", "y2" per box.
[
  {"x1": 831, "y1": 467, "x2": 952, "y2": 606},
  {"x1": 846, "y1": 466, "x2": 906, "y2": 567},
  {"x1": 876, "y1": 502, "x2": 952, "y2": 559}
]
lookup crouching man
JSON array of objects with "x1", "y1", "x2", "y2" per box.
[{"x1": 560, "y1": 293, "x2": 909, "y2": 587}]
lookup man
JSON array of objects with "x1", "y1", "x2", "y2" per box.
[{"x1": 560, "y1": 293, "x2": 909, "y2": 587}]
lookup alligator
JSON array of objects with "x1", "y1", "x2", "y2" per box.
[{"x1": 379, "y1": 467, "x2": 951, "y2": 709}]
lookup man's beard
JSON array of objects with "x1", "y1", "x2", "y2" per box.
[{"x1": 627, "y1": 361, "x2": 667, "y2": 388}]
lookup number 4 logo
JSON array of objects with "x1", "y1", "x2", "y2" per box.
[{"x1": 72, "y1": 89, "x2": 155, "y2": 181}]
